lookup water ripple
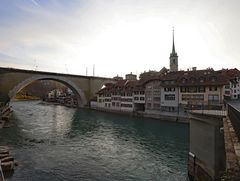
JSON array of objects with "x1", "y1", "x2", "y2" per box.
[{"x1": 0, "y1": 100, "x2": 189, "y2": 181}]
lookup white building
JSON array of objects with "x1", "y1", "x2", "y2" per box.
[
  {"x1": 95, "y1": 76, "x2": 137, "y2": 112},
  {"x1": 229, "y1": 77, "x2": 240, "y2": 99},
  {"x1": 161, "y1": 87, "x2": 179, "y2": 112},
  {"x1": 222, "y1": 69, "x2": 240, "y2": 100}
]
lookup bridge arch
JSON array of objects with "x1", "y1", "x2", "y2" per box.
[{"x1": 8, "y1": 75, "x2": 87, "y2": 107}]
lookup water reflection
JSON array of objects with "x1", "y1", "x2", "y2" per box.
[{"x1": 0, "y1": 101, "x2": 189, "y2": 181}]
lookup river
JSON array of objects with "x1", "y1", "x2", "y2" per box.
[{"x1": 0, "y1": 100, "x2": 189, "y2": 181}]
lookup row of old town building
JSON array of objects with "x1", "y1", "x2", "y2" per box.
[
  {"x1": 90, "y1": 68, "x2": 240, "y2": 113},
  {"x1": 90, "y1": 32, "x2": 240, "y2": 114}
]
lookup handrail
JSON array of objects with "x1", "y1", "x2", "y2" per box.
[
  {"x1": 228, "y1": 104, "x2": 240, "y2": 141},
  {"x1": 0, "y1": 160, "x2": 5, "y2": 181}
]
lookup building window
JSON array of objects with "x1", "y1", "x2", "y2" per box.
[
  {"x1": 153, "y1": 97, "x2": 160, "y2": 101},
  {"x1": 180, "y1": 87, "x2": 186, "y2": 92},
  {"x1": 209, "y1": 86, "x2": 217, "y2": 91},
  {"x1": 140, "y1": 97, "x2": 145, "y2": 101},
  {"x1": 199, "y1": 77, "x2": 205, "y2": 83},
  {"x1": 121, "y1": 98, "x2": 132, "y2": 102},
  {"x1": 153, "y1": 90, "x2": 161, "y2": 95},
  {"x1": 198, "y1": 86, "x2": 205, "y2": 92},
  {"x1": 182, "y1": 94, "x2": 204, "y2": 101},
  {"x1": 189, "y1": 87, "x2": 197, "y2": 93},
  {"x1": 210, "y1": 76, "x2": 217, "y2": 82},
  {"x1": 147, "y1": 97, "x2": 152, "y2": 101},
  {"x1": 208, "y1": 95, "x2": 219, "y2": 104},
  {"x1": 121, "y1": 104, "x2": 133, "y2": 108},
  {"x1": 225, "y1": 91, "x2": 230, "y2": 95},
  {"x1": 165, "y1": 94, "x2": 175, "y2": 100},
  {"x1": 225, "y1": 85, "x2": 230, "y2": 89},
  {"x1": 190, "y1": 77, "x2": 196, "y2": 83},
  {"x1": 181, "y1": 78, "x2": 187, "y2": 83},
  {"x1": 164, "y1": 87, "x2": 175, "y2": 92}
]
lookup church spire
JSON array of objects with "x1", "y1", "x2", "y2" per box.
[
  {"x1": 169, "y1": 27, "x2": 178, "y2": 72},
  {"x1": 172, "y1": 27, "x2": 176, "y2": 54}
]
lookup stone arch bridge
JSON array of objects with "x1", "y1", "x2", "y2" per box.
[{"x1": 0, "y1": 67, "x2": 114, "y2": 107}]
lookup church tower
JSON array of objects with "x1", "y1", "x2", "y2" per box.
[{"x1": 169, "y1": 28, "x2": 178, "y2": 72}]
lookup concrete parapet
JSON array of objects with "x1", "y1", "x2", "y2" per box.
[
  {"x1": 188, "y1": 111, "x2": 225, "y2": 180},
  {"x1": 223, "y1": 117, "x2": 240, "y2": 179}
]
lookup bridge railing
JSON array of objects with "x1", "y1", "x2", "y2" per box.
[{"x1": 227, "y1": 104, "x2": 240, "y2": 141}]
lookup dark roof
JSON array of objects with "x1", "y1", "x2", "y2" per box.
[
  {"x1": 220, "y1": 68, "x2": 240, "y2": 80},
  {"x1": 96, "y1": 69, "x2": 235, "y2": 95},
  {"x1": 177, "y1": 69, "x2": 228, "y2": 86},
  {"x1": 138, "y1": 69, "x2": 229, "y2": 87}
]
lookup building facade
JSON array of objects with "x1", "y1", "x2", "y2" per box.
[
  {"x1": 178, "y1": 69, "x2": 227, "y2": 109},
  {"x1": 92, "y1": 31, "x2": 239, "y2": 114},
  {"x1": 222, "y1": 69, "x2": 240, "y2": 100},
  {"x1": 145, "y1": 79, "x2": 161, "y2": 111}
]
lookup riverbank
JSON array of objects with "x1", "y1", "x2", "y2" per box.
[
  {"x1": 40, "y1": 100, "x2": 189, "y2": 123},
  {"x1": 13, "y1": 99, "x2": 190, "y2": 123},
  {"x1": 0, "y1": 105, "x2": 17, "y2": 176},
  {"x1": 0, "y1": 105, "x2": 13, "y2": 128},
  {"x1": 91, "y1": 107, "x2": 189, "y2": 123},
  {"x1": 13, "y1": 95, "x2": 40, "y2": 101},
  {"x1": 0, "y1": 146, "x2": 17, "y2": 173}
]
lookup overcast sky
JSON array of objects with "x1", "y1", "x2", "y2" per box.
[{"x1": 0, "y1": 0, "x2": 240, "y2": 78}]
